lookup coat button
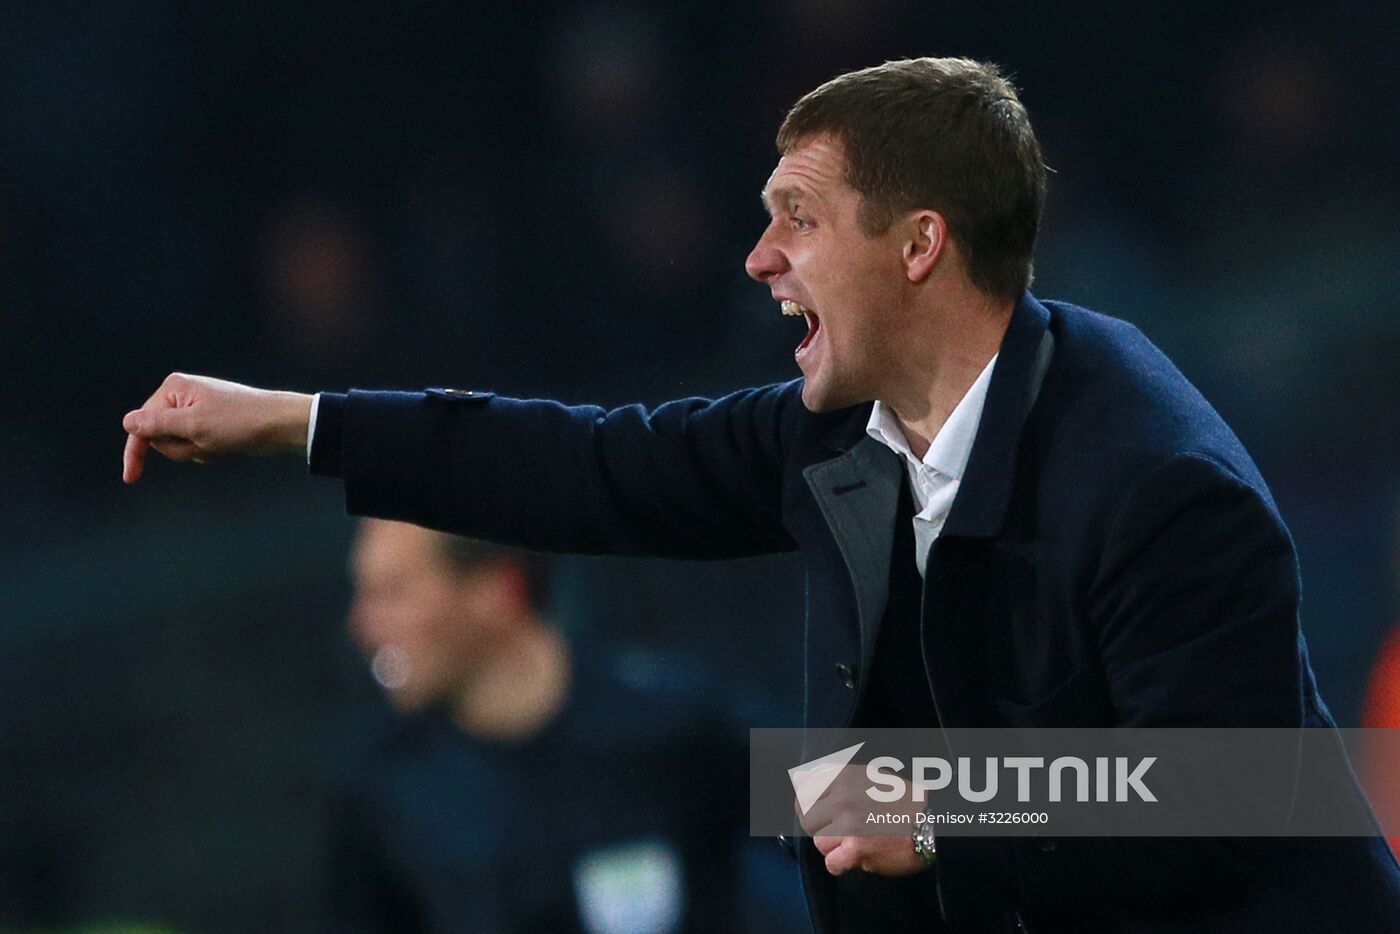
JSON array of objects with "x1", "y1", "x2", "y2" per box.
[
  {"x1": 836, "y1": 662, "x2": 857, "y2": 689},
  {"x1": 425, "y1": 387, "x2": 494, "y2": 402}
]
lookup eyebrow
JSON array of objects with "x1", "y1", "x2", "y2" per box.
[{"x1": 760, "y1": 185, "x2": 811, "y2": 216}]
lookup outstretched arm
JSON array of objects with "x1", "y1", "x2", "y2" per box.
[{"x1": 122, "y1": 373, "x2": 802, "y2": 560}]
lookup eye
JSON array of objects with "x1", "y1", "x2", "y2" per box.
[{"x1": 790, "y1": 214, "x2": 813, "y2": 231}]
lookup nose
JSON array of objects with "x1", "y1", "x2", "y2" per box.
[{"x1": 745, "y1": 226, "x2": 788, "y2": 283}]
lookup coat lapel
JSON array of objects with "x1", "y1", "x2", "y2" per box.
[
  {"x1": 803, "y1": 437, "x2": 903, "y2": 678},
  {"x1": 925, "y1": 294, "x2": 1054, "y2": 728}
]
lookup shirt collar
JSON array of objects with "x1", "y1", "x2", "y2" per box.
[{"x1": 865, "y1": 354, "x2": 999, "y2": 481}]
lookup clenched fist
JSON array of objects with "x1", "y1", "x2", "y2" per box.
[
  {"x1": 797, "y1": 763, "x2": 931, "y2": 878},
  {"x1": 121, "y1": 373, "x2": 313, "y2": 484}
]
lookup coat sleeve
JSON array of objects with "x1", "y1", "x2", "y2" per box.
[
  {"x1": 1090, "y1": 452, "x2": 1304, "y2": 729},
  {"x1": 309, "y1": 381, "x2": 802, "y2": 559}
]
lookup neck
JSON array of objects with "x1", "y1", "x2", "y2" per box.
[
  {"x1": 450, "y1": 620, "x2": 571, "y2": 742},
  {"x1": 879, "y1": 286, "x2": 1013, "y2": 460}
]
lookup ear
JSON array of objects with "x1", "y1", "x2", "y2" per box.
[
  {"x1": 452, "y1": 560, "x2": 527, "y2": 622},
  {"x1": 902, "y1": 211, "x2": 948, "y2": 283},
  {"x1": 497, "y1": 563, "x2": 532, "y2": 615}
]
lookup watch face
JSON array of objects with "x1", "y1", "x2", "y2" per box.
[{"x1": 914, "y1": 823, "x2": 937, "y2": 859}]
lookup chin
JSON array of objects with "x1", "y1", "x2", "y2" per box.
[
  {"x1": 799, "y1": 379, "x2": 834, "y2": 412},
  {"x1": 385, "y1": 687, "x2": 427, "y2": 713}
]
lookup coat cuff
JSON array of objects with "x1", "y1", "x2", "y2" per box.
[{"x1": 308, "y1": 392, "x2": 347, "y2": 477}]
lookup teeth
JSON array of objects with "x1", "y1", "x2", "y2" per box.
[{"x1": 781, "y1": 300, "x2": 808, "y2": 316}]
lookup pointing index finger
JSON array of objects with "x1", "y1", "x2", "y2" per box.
[{"x1": 123, "y1": 431, "x2": 148, "y2": 484}]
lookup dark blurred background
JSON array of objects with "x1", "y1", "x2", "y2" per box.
[{"x1": 1, "y1": 1, "x2": 1397, "y2": 930}]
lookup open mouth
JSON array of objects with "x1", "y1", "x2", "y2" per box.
[{"x1": 781, "y1": 299, "x2": 821, "y2": 355}]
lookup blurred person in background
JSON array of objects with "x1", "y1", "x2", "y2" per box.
[{"x1": 325, "y1": 518, "x2": 755, "y2": 933}]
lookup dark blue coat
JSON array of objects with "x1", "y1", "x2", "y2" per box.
[{"x1": 310, "y1": 293, "x2": 1400, "y2": 932}]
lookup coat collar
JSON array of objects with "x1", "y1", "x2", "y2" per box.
[
  {"x1": 944, "y1": 291, "x2": 1053, "y2": 537},
  {"x1": 811, "y1": 290, "x2": 1054, "y2": 539}
]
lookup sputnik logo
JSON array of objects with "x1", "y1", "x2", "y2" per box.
[{"x1": 788, "y1": 742, "x2": 866, "y2": 815}]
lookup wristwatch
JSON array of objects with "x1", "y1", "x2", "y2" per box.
[{"x1": 913, "y1": 818, "x2": 937, "y2": 866}]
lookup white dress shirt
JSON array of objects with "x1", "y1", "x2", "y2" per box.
[
  {"x1": 306, "y1": 392, "x2": 322, "y2": 463},
  {"x1": 864, "y1": 354, "x2": 998, "y2": 575}
]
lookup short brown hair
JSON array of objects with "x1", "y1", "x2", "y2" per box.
[{"x1": 776, "y1": 57, "x2": 1046, "y2": 299}]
